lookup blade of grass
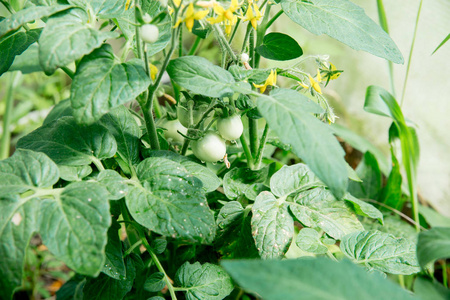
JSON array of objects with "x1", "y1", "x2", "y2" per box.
[{"x1": 400, "y1": 0, "x2": 423, "y2": 107}]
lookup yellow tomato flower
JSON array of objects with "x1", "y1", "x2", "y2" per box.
[
  {"x1": 242, "y1": 3, "x2": 263, "y2": 30},
  {"x1": 316, "y1": 69, "x2": 322, "y2": 82},
  {"x1": 253, "y1": 69, "x2": 277, "y2": 93},
  {"x1": 149, "y1": 63, "x2": 158, "y2": 81},
  {"x1": 329, "y1": 63, "x2": 341, "y2": 80},
  {"x1": 174, "y1": 3, "x2": 209, "y2": 32},
  {"x1": 207, "y1": 0, "x2": 240, "y2": 35},
  {"x1": 308, "y1": 74, "x2": 322, "y2": 94}
]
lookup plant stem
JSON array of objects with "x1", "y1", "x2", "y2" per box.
[
  {"x1": 254, "y1": 3, "x2": 271, "y2": 68},
  {"x1": 91, "y1": 157, "x2": 105, "y2": 171},
  {"x1": 123, "y1": 240, "x2": 142, "y2": 257},
  {"x1": 266, "y1": 9, "x2": 283, "y2": 31},
  {"x1": 0, "y1": 72, "x2": 19, "y2": 160},
  {"x1": 213, "y1": 24, "x2": 238, "y2": 64},
  {"x1": 254, "y1": 123, "x2": 269, "y2": 168},
  {"x1": 228, "y1": 18, "x2": 241, "y2": 44},
  {"x1": 443, "y1": 260, "x2": 448, "y2": 288},
  {"x1": 140, "y1": 235, "x2": 178, "y2": 300},
  {"x1": 398, "y1": 275, "x2": 405, "y2": 288},
  {"x1": 60, "y1": 66, "x2": 74, "y2": 79},
  {"x1": 240, "y1": 134, "x2": 254, "y2": 168},
  {"x1": 140, "y1": 99, "x2": 160, "y2": 150},
  {"x1": 249, "y1": 29, "x2": 255, "y2": 68},
  {"x1": 188, "y1": 36, "x2": 202, "y2": 55},
  {"x1": 248, "y1": 118, "x2": 259, "y2": 159},
  {"x1": 400, "y1": 0, "x2": 423, "y2": 107}
]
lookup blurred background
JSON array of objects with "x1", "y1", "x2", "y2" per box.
[
  {"x1": 1, "y1": 0, "x2": 449, "y2": 216},
  {"x1": 268, "y1": 0, "x2": 450, "y2": 216}
]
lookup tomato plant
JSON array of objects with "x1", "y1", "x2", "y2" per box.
[{"x1": 0, "y1": 0, "x2": 449, "y2": 299}]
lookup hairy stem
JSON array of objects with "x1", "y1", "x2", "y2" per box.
[
  {"x1": 0, "y1": 72, "x2": 19, "y2": 159},
  {"x1": 254, "y1": 123, "x2": 269, "y2": 169},
  {"x1": 140, "y1": 235, "x2": 178, "y2": 300}
]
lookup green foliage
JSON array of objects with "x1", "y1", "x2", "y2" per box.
[
  {"x1": 39, "y1": 8, "x2": 118, "y2": 74},
  {"x1": 255, "y1": 32, "x2": 303, "y2": 61},
  {"x1": 0, "y1": 0, "x2": 442, "y2": 298},
  {"x1": 71, "y1": 44, "x2": 150, "y2": 124},
  {"x1": 280, "y1": 0, "x2": 404, "y2": 63},
  {"x1": 340, "y1": 230, "x2": 420, "y2": 275},
  {"x1": 0, "y1": 29, "x2": 41, "y2": 77},
  {"x1": 222, "y1": 258, "x2": 417, "y2": 300},
  {"x1": 417, "y1": 227, "x2": 450, "y2": 269},
  {"x1": 175, "y1": 262, "x2": 234, "y2": 300}
]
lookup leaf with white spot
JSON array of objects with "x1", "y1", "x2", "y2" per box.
[
  {"x1": 0, "y1": 149, "x2": 59, "y2": 300},
  {"x1": 175, "y1": 262, "x2": 234, "y2": 300},
  {"x1": 125, "y1": 158, "x2": 216, "y2": 243},
  {"x1": 289, "y1": 187, "x2": 364, "y2": 239},
  {"x1": 252, "y1": 192, "x2": 294, "y2": 259}
]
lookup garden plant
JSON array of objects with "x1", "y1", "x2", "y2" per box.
[{"x1": 0, "y1": 0, "x2": 449, "y2": 299}]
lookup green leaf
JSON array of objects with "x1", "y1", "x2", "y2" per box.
[
  {"x1": 39, "y1": 8, "x2": 118, "y2": 74},
  {"x1": 143, "y1": 150, "x2": 221, "y2": 193},
  {"x1": 102, "y1": 220, "x2": 125, "y2": 280},
  {"x1": 83, "y1": 254, "x2": 136, "y2": 300},
  {"x1": 252, "y1": 192, "x2": 294, "y2": 259},
  {"x1": 344, "y1": 194, "x2": 383, "y2": 224},
  {"x1": 0, "y1": 149, "x2": 59, "y2": 300},
  {"x1": 340, "y1": 230, "x2": 420, "y2": 274},
  {"x1": 43, "y1": 99, "x2": 73, "y2": 125},
  {"x1": 71, "y1": 44, "x2": 150, "y2": 124},
  {"x1": 17, "y1": 116, "x2": 117, "y2": 166},
  {"x1": 280, "y1": 0, "x2": 404, "y2": 64},
  {"x1": 216, "y1": 201, "x2": 259, "y2": 259},
  {"x1": 419, "y1": 206, "x2": 450, "y2": 228},
  {"x1": 364, "y1": 86, "x2": 420, "y2": 227},
  {"x1": 255, "y1": 32, "x2": 303, "y2": 61},
  {"x1": 257, "y1": 88, "x2": 348, "y2": 199},
  {"x1": 380, "y1": 149, "x2": 404, "y2": 210},
  {"x1": 221, "y1": 258, "x2": 417, "y2": 300},
  {"x1": 0, "y1": 5, "x2": 71, "y2": 38},
  {"x1": 144, "y1": 272, "x2": 165, "y2": 292},
  {"x1": 414, "y1": 276, "x2": 450, "y2": 300},
  {"x1": 167, "y1": 56, "x2": 237, "y2": 97},
  {"x1": 175, "y1": 262, "x2": 234, "y2": 300},
  {"x1": 126, "y1": 157, "x2": 216, "y2": 243},
  {"x1": 0, "y1": 149, "x2": 59, "y2": 197},
  {"x1": 0, "y1": 28, "x2": 41, "y2": 77},
  {"x1": 363, "y1": 214, "x2": 417, "y2": 242},
  {"x1": 417, "y1": 227, "x2": 450, "y2": 269},
  {"x1": 8, "y1": 43, "x2": 43, "y2": 74},
  {"x1": 348, "y1": 151, "x2": 382, "y2": 200},
  {"x1": 58, "y1": 165, "x2": 92, "y2": 181},
  {"x1": 56, "y1": 275, "x2": 85, "y2": 300},
  {"x1": 289, "y1": 188, "x2": 364, "y2": 239},
  {"x1": 432, "y1": 32, "x2": 450, "y2": 54},
  {"x1": 96, "y1": 170, "x2": 129, "y2": 200},
  {"x1": 270, "y1": 163, "x2": 323, "y2": 198},
  {"x1": 295, "y1": 228, "x2": 329, "y2": 254},
  {"x1": 39, "y1": 182, "x2": 111, "y2": 276},
  {"x1": 100, "y1": 106, "x2": 141, "y2": 166},
  {"x1": 223, "y1": 167, "x2": 268, "y2": 200},
  {"x1": 68, "y1": 0, "x2": 126, "y2": 18}
]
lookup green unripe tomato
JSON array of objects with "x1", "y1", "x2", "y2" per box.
[
  {"x1": 162, "y1": 119, "x2": 187, "y2": 144},
  {"x1": 140, "y1": 24, "x2": 159, "y2": 43},
  {"x1": 191, "y1": 132, "x2": 226, "y2": 163},
  {"x1": 217, "y1": 114, "x2": 243, "y2": 141}
]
